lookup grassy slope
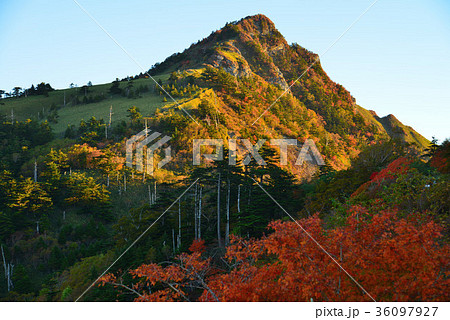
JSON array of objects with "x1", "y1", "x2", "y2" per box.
[
  {"x1": 355, "y1": 105, "x2": 429, "y2": 149},
  {"x1": 0, "y1": 75, "x2": 172, "y2": 136},
  {"x1": 1, "y1": 68, "x2": 430, "y2": 150},
  {"x1": 355, "y1": 105, "x2": 386, "y2": 133},
  {"x1": 377, "y1": 114, "x2": 430, "y2": 148}
]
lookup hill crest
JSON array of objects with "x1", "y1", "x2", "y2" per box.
[{"x1": 148, "y1": 14, "x2": 428, "y2": 150}]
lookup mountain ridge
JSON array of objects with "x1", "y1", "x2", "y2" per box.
[
  {"x1": 0, "y1": 14, "x2": 430, "y2": 175},
  {"x1": 148, "y1": 14, "x2": 428, "y2": 153}
]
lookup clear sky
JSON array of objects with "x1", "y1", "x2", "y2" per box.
[{"x1": 0, "y1": 0, "x2": 449, "y2": 141}]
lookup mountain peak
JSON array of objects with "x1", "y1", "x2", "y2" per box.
[
  {"x1": 146, "y1": 14, "x2": 428, "y2": 151},
  {"x1": 383, "y1": 114, "x2": 399, "y2": 122},
  {"x1": 239, "y1": 13, "x2": 274, "y2": 23},
  {"x1": 234, "y1": 14, "x2": 278, "y2": 35},
  {"x1": 376, "y1": 114, "x2": 429, "y2": 147}
]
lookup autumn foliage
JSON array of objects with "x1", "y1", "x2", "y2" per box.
[
  {"x1": 430, "y1": 141, "x2": 450, "y2": 174},
  {"x1": 99, "y1": 207, "x2": 449, "y2": 302},
  {"x1": 352, "y1": 157, "x2": 412, "y2": 197},
  {"x1": 189, "y1": 239, "x2": 206, "y2": 254}
]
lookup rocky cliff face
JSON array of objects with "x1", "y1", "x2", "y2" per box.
[{"x1": 207, "y1": 42, "x2": 253, "y2": 78}]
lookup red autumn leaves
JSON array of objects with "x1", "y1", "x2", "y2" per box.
[{"x1": 99, "y1": 206, "x2": 449, "y2": 301}]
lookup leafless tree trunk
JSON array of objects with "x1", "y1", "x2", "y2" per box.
[
  {"x1": 217, "y1": 173, "x2": 222, "y2": 247},
  {"x1": 237, "y1": 185, "x2": 241, "y2": 214},
  {"x1": 1, "y1": 245, "x2": 6, "y2": 277},
  {"x1": 148, "y1": 184, "x2": 152, "y2": 205},
  {"x1": 177, "y1": 198, "x2": 182, "y2": 249},
  {"x1": 7, "y1": 263, "x2": 13, "y2": 291},
  {"x1": 194, "y1": 184, "x2": 198, "y2": 239},
  {"x1": 109, "y1": 105, "x2": 113, "y2": 127},
  {"x1": 225, "y1": 178, "x2": 230, "y2": 245},
  {"x1": 172, "y1": 229, "x2": 176, "y2": 254},
  {"x1": 1, "y1": 245, "x2": 13, "y2": 292},
  {"x1": 34, "y1": 160, "x2": 38, "y2": 182},
  {"x1": 198, "y1": 187, "x2": 202, "y2": 239}
]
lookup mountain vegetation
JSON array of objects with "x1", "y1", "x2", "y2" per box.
[{"x1": 0, "y1": 15, "x2": 447, "y2": 302}]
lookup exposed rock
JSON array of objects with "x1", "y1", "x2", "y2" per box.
[{"x1": 208, "y1": 47, "x2": 252, "y2": 78}]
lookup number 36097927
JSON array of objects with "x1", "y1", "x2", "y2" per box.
[{"x1": 375, "y1": 307, "x2": 438, "y2": 317}]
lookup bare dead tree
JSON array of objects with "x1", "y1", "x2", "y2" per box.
[
  {"x1": 225, "y1": 178, "x2": 230, "y2": 245},
  {"x1": 172, "y1": 229, "x2": 176, "y2": 254},
  {"x1": 148, "y1": 185, "x2": 153, "y2": 205},
  {"x1": 237, "y1": 185, "x2": 241, "y2": 213},
  {"x1": 198, "y1": 187, "x2": 202, "y2": 239},
  {"x1": 109, "y1": 105, "x2": 113, "y2": 127},
  {"x1": 34, "y1": 160, "x2": 38, "y2": 182},
  {"x1": 177, "y1": 198, "x2": 182, "y2": 249},
  {"x1": 217, "y1": 173, "x2": 222, "y2": 247},
  {"x1": 194, "y1": 183, "x2": 198, "y2": 239},
  {"x1": 1, "y1": 245, "x2": 6, "y2": 277},
  {"x1": 1, "y1": 245, "x2": 13, "y2": 292}
]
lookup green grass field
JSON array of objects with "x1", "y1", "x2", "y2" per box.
[{"x1": 0, "y1": 75, "x2": 175, "y2": 136}]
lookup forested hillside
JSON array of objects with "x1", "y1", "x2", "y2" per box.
[{"x1": 0, "y1": 14, "x2": 447, "y2": 302}]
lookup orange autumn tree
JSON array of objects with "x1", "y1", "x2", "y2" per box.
[
  {"x1": 99, "y1": 241, "x2": 219, "y2": 302},
  {"x1": 99, "y1": 207, "x2": 449, "y2": 302},
  {"x1": 203, "y1": 208, "x2": 448, "y2": 302}
]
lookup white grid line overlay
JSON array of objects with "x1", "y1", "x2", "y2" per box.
[
  {"x1": 75, "y1": 178, "x2": 200, "y2": 302},
  {"x1": 72, "y1": 0, "x2": 199, "y2": 125},
  {"x1": 251, "y1": 0, "x2": 380, "y2": 125},
  {"x1": 251, "y1": 177, "x2": 377, "y2": 302}
]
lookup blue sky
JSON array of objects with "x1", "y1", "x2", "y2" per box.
[{"x1": 0, "y1": 0, "x2": 449, "y2": 141}]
